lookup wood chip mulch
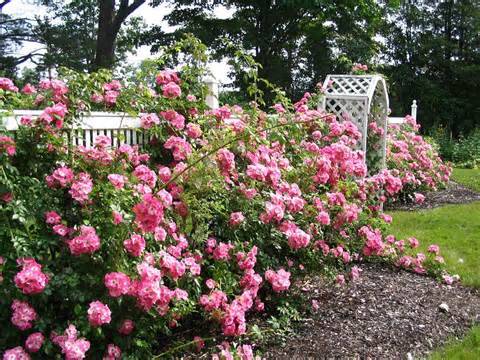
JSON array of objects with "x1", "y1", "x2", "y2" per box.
[
  {"x1": 386, "y1": 182, "x2": 480, "y2": 211},
  {"x1": 264, "y1": 263, "x2": 480, "y2": 359}
]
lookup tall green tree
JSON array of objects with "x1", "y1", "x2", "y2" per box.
[
  {"x1": 0, "y1": 1, "x2": 40, "y2": 78},
  {"x1": 35, "y1": 0, "x2": 147, "y2": 72},
  {"x1": 145, "y1": 0, "x2": 385, "y2": 103},
  {"x1": 94, "y1": 0, "x2": 146, "y2": 69},
  {"x1": 383, "y1": 0, "x2": 480, "y2": 136}
]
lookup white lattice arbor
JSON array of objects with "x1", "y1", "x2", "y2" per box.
[{"x1": 320, "y1": 74, "x2": 389, "y2": 171}]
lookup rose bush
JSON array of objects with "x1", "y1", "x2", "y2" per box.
[
  {"x1": 386, "y1": 115, "x2": 451, "y2": 204},
  {"x1": 1, "y1": 42, "x2": 452, "y2": 358}
]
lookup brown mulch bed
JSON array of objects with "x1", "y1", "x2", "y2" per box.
[
  {"x1": 386, "y1": 181, "x2": 480, "y2": 211},
  {"x1": 264, "y1": 263, "x2": 480, "y2": 359}
]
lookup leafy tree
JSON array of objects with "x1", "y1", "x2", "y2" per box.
[
  {"x1": 93, "y1": 0, "x2": 146, "y2": 69},
  {"x1": 145, "y1": 0, "x2": 386, "y2": 103},
  {"x1": 0, "y1": 2, "x2": 40, "y2": 78},
  {"x1": 382, "y1": 0, "x2": 480, "y2": 137},
  {"x1": 35, "y1": 0, "x2": 147, "y2": 72}
]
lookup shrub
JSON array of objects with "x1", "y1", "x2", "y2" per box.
[
  {"x1": 452, "y1": 130, "x2": 480, "y2": 168},
  {"x1": 386, "y1": 116, "x2": 451, "y2": 204},
  {"x1": 0, "y1": 45, "x2": 451, "y2": 358}
]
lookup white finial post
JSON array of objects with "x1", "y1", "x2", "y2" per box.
[
  {"x1": 411, "y1": 100, "x2": 417, "y2": 120},
  {"x1": 204, "y1": 76, "x2": 219, "y2": 109}
]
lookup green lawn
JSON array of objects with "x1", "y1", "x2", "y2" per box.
[
  {"x1": 452, "y1": 168, "x2": 480, "y2": 192},
  {"x1": 388, "y1": 202, "x2": 480, "y2": 287},
  {"x1": 388, "y1": 169, "x2": 480, "y2": 359},
  {"x1": 430, "y1": 326, "x2": 480, "y2": 360}
]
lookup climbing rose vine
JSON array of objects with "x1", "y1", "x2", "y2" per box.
[{"x1": 0, "y1": 58, "x2": 451, "y2": 358}]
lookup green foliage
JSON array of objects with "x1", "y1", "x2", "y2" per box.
[
  {"x1": 429, "y1": 126, "x2": 456, "y2": 162},
  {"x1": 452, "y1": 130, "x2": 480, "y2": 168},
  {"x1": 146, "y1": 0, "x2": 387, "y2": 103},
  {"x1": 388, "y1": 171, "x2": 480, "y2": 358},
  {"x1": 382, "y1": 0, "x2": 480, "y2": 137},
  {"x1": 0, "y1": 12, "x2": 34, "y2": 78}
]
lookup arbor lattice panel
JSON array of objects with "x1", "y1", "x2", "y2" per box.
[{"x1": 321, "y1": 74, "x2": 389, "y2": 172}]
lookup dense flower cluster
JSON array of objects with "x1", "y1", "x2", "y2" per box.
[
  {"x1": 386, "y1": 116, "x2": 451, "y2": 203},
  {"x1": 87, "y1": 301, "x2": 111, "y2": 327},
  {"x1": 67, "y1": 226, "x2": 101, "y2": 256},
  {"x1": 14, "y1": 259, "x2": 49, "y2": 295},
  {"x1": 0, "y1": 135, "x2": 16, "y2": 156},
  {"x1": 0, "y1": 68, "x2": 451, "y2": 359},
  {"x1": 11, "y1": 300, "x2": 37, "y2": 331},
  {"x1": 51, "y1": 325, "x2": 91, "y2": 360}
]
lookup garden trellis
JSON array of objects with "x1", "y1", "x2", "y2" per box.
[{"x1": 320, "y1": 74, "x2": 389, "y2": 169}]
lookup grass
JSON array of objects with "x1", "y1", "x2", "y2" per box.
[
  {"x1": 388, "y1": 168, "x2": 480, "y2": 359},
  {"x1": 429, "y1": 326, "x2": 480, "y2": 360},
  {"x1": 388, "y1": 201, "x2": 480, "y2": 287},
  {"x1": 452, "y1": 168, "x2": 480, "y2": 192}
]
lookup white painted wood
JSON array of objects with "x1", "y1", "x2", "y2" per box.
[
  {"x1": 389, "y1": 117, "x2": 405, "y2": 124},
  {"x1": 320, "y1": 74, "x2": 389, "y2": 169},
  {"x1": 387, "y1": 100, "x2": 418, "y2": 125},
  {"x1": 204, "y1": 75, "x2": 219, "y2": 109},
  {"x1": 411, "y1": 100, "x2": 417, "y2": 120}
]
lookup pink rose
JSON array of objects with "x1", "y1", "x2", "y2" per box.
[
  {"x1": 87, "y1": 301, "x2": 111, "y2": 327},
  {"x1": 228, "y1": 212, "x2": 245, "y2": 227},
  {"x1": 162, "y1": 82, "x2": 181, "y2": 98},
  {"x1": 118, "y1": 319, "x2": 135, "y2": 335},
  {"x1": 123, "y1": 234, "x2": 146, "y2": 257},
  {"x1": 25, "y1": 332, "x2": 44, "y2": 353}
]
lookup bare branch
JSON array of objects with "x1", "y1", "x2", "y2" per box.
[
  {"x1": 113, "y1": 0, "x2": 145, "y2": 33},
  {"x1": 0, "y1": 0, "x2": 12, "y2": 10}
]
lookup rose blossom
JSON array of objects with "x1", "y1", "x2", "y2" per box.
[
  {"x1": 69, "y1": 173, "x2": 93, "y2": 203},
  {"x1": 155, "y1": 69, "x2": 179, "y2": 85},
  {"x1": 140, "y1": 113, "x2": 160, "y2": 129},
  {"x1": 112, "y1": 211, "x2": 123, "y2": 225},
  {"x1": 14, "y1": 258, "x2": 49, "y2": 295},
  {"x1": 103, "y1": 344, "x2": 121, "y2": 360},
  {"x1": 45, "y1": 211, "x2": 62, "y2": 225},
  {"x1": 133, "y1": 194, "x2": 164, "y2": 233},
  {"x1": 87, "y1": 301, "x2": 111, "y2": 327},
  {"x1": 25, "y1": 332, "x2": 44, "y2": 353},
  {"x1": 123, "y1": 234, "x2": 146, "y2": 257},
  {"x1": 161, "y1": 110, "x2": 185, "y2": 130},
  {"x1": 265, "y1": 269, "x2": 290, "y2": 292},
  {"x1": 107, "y1": 174, "x2": 126, "y2": 189},
  {"x1": 51, "y1": 324, "x2": 90, "y2": 360},
  {"x1": 427, "y1": 244, "x2": 440, "y2": 255},
  {"x1": 67, "y1": 226, "x2": 100, "y2": 256},
  {"x1": 0, "y1": 136, "x2": 16, "y2": 156},
  {"x1": 162, "y1": 82, "x2": 181, "y2": 98},
  {"x1": 104, "y1": 272, "x2": 131, "y2": 297},
  {"x1": 228, "y1": 212, "x2": 245, "y2": 227},
  {"x1": 186, "y1": 123, "x2": 202, "y2": 138},
  {"x1": 2, "y1": 347, "x2": 30, "y2": 359},
  {"x1": 414, "y1": 192, "x2": 425, "y2": 204},
  {"x1": 11, "y1": 300, "x2": 37, "y2": 330},
  {"x1": 118, "y1": 319, "x2": 135, "y2": 335}
]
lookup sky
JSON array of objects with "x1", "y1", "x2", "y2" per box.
[{"x1": 3, "y1": 0, "x2": 233, "y2": 83}]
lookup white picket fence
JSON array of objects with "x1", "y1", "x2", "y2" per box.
[
  {"x1": 1, "y1": 77, "x2": 417, "y2": 149},
  {"x1": 2, "y1": 110, "x2": 150, "y2": 148},
  {"x1": 389, "y1": 100, "x2": 417, "y2": 124}
]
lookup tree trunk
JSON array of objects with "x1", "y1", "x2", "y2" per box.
[
  {"x1": 93, "y1": 0, "x2": 117, "y2": 70},
  {"x1": 93, "y1": 0, "x2": 146, "y2": 71}
]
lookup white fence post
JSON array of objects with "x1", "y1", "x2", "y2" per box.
[
  {"x1": 411, "y1": 100, "x2": 417, "y2": 120},
  {"x1": 204, "y1": 76, "x2": 219, "y2": 109}
]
